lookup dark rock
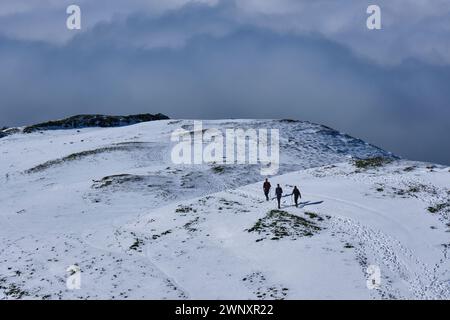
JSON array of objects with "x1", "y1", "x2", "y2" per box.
[
  {"x1": 0, "y1": 127, "x2": 20, "y2": 139},
  {"x1": 22, "y1": 113, "x2": 170, "y2": 133}
]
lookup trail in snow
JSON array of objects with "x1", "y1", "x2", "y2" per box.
[{"x1": 0, "y1": 119, "x2": 448, "y2": 299}]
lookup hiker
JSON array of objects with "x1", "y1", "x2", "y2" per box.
[
  {"x1": 292, "y1": 186, "x2": 301, "y2": 207},
  {"x1": 275, "y1": 184, "x2": 283, "y2": 209},
  {"x1": 263, "y1": 178, "x2": 271, "y2": 201}
]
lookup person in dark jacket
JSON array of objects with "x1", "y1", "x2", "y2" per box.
[
  {"x1": 275, "y1": 184, "x2": 283, "y2": 209},
  {"x1": 263, "y1": 178, "x2": 271, "y2": 201},
  {"x1": 292, "y1": 186, "x2": 301, "y2": 207}
]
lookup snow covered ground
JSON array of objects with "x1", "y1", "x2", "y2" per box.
[{"x1": 0, "y1": 119, "x2": 448, "y2": 299}]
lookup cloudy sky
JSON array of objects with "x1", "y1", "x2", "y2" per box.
[{"x1": 0, "y1": 0, "x2": 449, "y2": 164}]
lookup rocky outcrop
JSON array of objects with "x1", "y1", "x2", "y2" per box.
[
  {"x1": 0, "y1": 127, "x2": 20, "y2": 138},
  {"x1": 21, "y1": 113, "x2": 170, "y2": 133}
]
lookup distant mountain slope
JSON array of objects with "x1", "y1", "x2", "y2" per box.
[
  {"x1": 0, "y1": 119, "x2": 395, "y2": 196},
  {"x1": 0, "y1": 113, "x2": 169, "y2": 137},
  {"x1": 2, "y1": 119, "x2": 446, "y2": 299}
]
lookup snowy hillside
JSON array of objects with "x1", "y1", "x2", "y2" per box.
[{"x1": 0, "y1": 119, "x2": 448, "y2": 299}]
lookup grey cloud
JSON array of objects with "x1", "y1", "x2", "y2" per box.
[
  {"x1": 0, "y1": 1, "x2": 449, "y2": 164},
  {"x1": 1, "y1": 0, "x2": 450, "y2": 64}
]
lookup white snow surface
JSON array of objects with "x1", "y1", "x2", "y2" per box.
[{"x1": 0, "y1": 119, "x2": 449, "y2": 299}]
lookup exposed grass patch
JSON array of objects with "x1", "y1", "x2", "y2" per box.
[
  {"x1": 247, "y1": 210, "x2": 323, "y2": 241},
  {"x1": 180, "y1": 172, "x2": 201, "y2": 189},
  {"x1": 183, "y1": 217, "x2": 200, "y2": 233},
  {"x1": 242, "y1": 271, "x2": 288, "y2": 299},
  {"x1": 378, "y1": 183, "x2": 438, "y2": 199},
  {"x1": 211, "y1": 166, "x2": 225, "y2": 174},
  {"x1": 25, "y1": 144, "x2": 146, "y2": 174},
  {"x1": 428, "y1": 202, "x2": 450, "y2": 213},
  {"x1": 353, "y1": 157, "x2": 392, "y2": 169},
  {"x1": 393, "y1": 185, "x2": 426, "y2": 197},
  {"x1": 129, "y1": 238, "x2": 144, "y2": 252},
  {"x1": 175, "y1": 205, "x2": 197, "y2": 213},
  {"x1": 219, "y1": 198, "x2": 242, "y2": 207},
  {"x1": 0, "y1": 278, "x2": 29, "y2": 299},
  {"x1": 304, "y1": 211, "x2": 329, "y2": 221},
  {"x1": 92, "y1": 174, "x2": 145, "y2": 189},
  {"x1": 152, "y1": 229, "x2": 172, "y2": 240}
]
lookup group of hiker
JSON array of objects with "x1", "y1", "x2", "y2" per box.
[{"x1": 263, "y1": 178, "x2": 302, "y2": 209}]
